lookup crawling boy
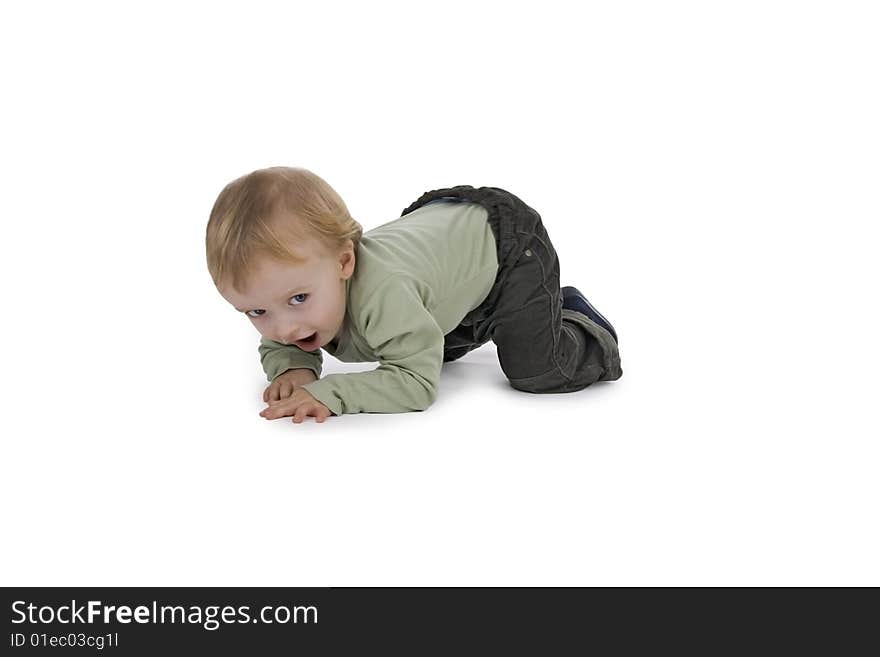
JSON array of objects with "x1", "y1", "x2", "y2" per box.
[{"x1": 205, "y1": 167, "x2": 622, "y2": 423}]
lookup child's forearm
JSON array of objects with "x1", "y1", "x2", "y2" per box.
[
  {"x1": 301, "y1": 364, "x2": 439, "y2": 416},
  {"x1": 259, "y1": 337, "x2": 324, "y2": 380}
]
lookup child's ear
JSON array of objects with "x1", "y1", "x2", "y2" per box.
[{"x1": 339, "y1": 240, "x2": 356, "y2": 279}]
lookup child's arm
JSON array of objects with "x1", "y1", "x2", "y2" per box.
[
  {"x1": 258, "y1": 338, "x2": 323, "y2": 382},
  {"x1": 298, "y1": 275, "x2": 444, "y2": 415}
]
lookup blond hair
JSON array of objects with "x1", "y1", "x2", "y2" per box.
[{"x1": 205, "y1": 166, "x2": 362, "y2": 291}]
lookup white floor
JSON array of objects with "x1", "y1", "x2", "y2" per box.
[{"x1": 4, "y1": 294, "x2": 878, "y2": 585}]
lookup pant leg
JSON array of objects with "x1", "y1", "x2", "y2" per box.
[
  {"x1": 442, "y1": 323, "x2": 486, "y2": 362},
  {"x1": 486, "y1": 221, "x2": 622, "y2": 394}
]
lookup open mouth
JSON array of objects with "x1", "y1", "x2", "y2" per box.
[{"x1": 298, "y1": 332, "x2": 319, "y2": 349}]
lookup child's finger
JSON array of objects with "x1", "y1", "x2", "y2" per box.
[
  {"x1": 262, "y1": 398, "x2": 291, "y2": 419},
  {"x1": 292, "y1": 406, "x2": 306, "y2": 423},
  {"x1": 311, "y1": 405, "x2": 331, "y2": 423}
]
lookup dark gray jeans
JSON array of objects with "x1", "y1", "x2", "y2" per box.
[{"x1": 399, "y1": 185, "x2": 623, "y2": 393}]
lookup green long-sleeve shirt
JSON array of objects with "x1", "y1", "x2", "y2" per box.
[{"x1": 258, "y1": 199, "x2": 499, "y2": 415}]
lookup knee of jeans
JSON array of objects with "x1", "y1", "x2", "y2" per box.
[
  {"x1": 503, "y1": 359, "x2": 568, "y2": 391},
  {"x1": 508, "y1": 369, "x2": 599, "y2": 394}
]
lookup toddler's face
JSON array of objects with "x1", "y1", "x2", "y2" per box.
[{"x1": 218, "y1": 238, "x2": 355, "y2": 351}]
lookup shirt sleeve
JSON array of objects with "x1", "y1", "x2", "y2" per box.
[
  {"x1": 258, "y1": 337, "x2": 323, "y2": 381},
  {"x1": 300, "y1": 275, "x2": 444, "y2": 415}
]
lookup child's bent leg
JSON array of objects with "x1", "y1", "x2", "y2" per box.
[{"x1": 490, "y1": 231, "x2": 622, "y2": 394}]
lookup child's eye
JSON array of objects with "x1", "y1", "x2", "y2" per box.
[{"x1": 244, "y1": 294, "x2": 307, "y2": 318}]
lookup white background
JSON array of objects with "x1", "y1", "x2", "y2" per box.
[{"x1": 1, "y1": 1, "x2": 878, "y2": 586}]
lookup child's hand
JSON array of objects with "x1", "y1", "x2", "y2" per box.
[
  {"x1": 260, "y1": 388, "x2": 333, "y2": 423},
  {"x1": 262, "y1": 368, "x2": 318, "y2": 403}
]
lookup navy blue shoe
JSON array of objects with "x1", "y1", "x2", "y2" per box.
[{"x1": 561, "y1": 286, "x2": 618, "y2": 345}]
